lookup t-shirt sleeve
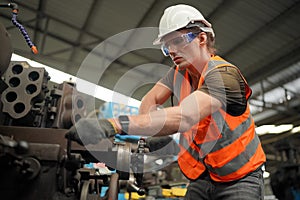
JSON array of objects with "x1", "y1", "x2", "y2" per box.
[
  {"x1": 158, "y1": 67, "x2": 175, "y2": 91},
  {"x1": 199, "y1": 66, "x2": 248, "y2": 116}
]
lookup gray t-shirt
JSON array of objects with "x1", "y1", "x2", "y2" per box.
[{"x1": 159, "y1": 66, "x2": 248, "y2": 116}]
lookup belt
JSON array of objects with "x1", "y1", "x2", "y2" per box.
[{"x1": 198, "y1": 169, "x2": 211, "y2": 180}]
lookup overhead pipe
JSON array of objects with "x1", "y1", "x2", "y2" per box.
[{"x1": 0, "y1": 3, "x2": 38, "y2": 54}]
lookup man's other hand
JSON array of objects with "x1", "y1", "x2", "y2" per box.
[{"x1": 65, "y1": 118, "x2": 117, "y2": 145}]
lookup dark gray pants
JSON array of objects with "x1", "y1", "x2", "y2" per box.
[{"x1": 184, "y1": 169, "x2": 264, "y2": 200}]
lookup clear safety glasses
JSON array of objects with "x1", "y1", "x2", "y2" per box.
[{"x1": 161, "y1": 32, "x2": 200, "y2": 56}]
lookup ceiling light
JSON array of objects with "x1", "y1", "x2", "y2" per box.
[
  {"x1": 261, "y1": 165, "x2": 270, "y2": 179},
  {"x1": 269, "y1": 124, "x2": 293, "y2": 134},
  {"x1": 263, "y1": 171, "x2": 270, "y2": 178},
  {"x1": 255, "y1": 124, "x2": 294, "y2": 135},
  {"x1": 291, "y1": 125, "x2": 300, "y2": 133},
  {"x1": 255, "y1": 125, "x2": 275, "y2": 135}
]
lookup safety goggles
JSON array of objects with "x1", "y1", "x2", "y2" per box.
[{"x1": 161, "y1": 32, "x2": 201, "y2": 56}]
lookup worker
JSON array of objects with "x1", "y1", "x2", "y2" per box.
[{"x1": 66, "y1": 4, "x2": 266, "y2": 200}]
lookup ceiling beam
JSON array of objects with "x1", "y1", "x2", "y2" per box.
[
  {"x1": 251, "y1": 72, "x2": 300, "y2": 99},
  {"x1": 39, "y1": 17, "x2": 50, "y2": 55},
  {"x1": 13, "y1": 1, "x2": 159, "y2": 69},
  {"x1": 206, "y1": 0, "x2": 237, "y2": 21},
  {"x1": 103, "y1": 0, "x2": 160, "y2": 78},
  {"x1": 1, "y1": 12, "x2": 153, "y2": 78},
  {"x1": 253, "y1": 95, "x2": 300, "y2": 125},
  {"x1": 248, "y1": 41, "x2": 300, "y2": 85},
  {"x1": 222, "y1": 1, "x2": 300, "y2": 59},
  {"x1": 33, "y1": 0, "x2": 47, "y2": 57},
  {"x1": 67, "y1": 0, "x2": 100, "y2": 70}
]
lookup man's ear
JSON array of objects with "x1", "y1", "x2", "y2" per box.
[{"x1": 198, "y1": 32, "x2": 207, "y2": 45}]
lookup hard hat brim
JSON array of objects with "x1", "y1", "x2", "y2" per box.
[{"x1": 153, "y1": 25, "x2": 215, "y2": 45}]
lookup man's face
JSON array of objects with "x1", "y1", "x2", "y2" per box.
[{"x1": 161, "y1": 29, "x2": 201, "y2": 71}]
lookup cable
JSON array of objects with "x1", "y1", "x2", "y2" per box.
[{"x1": 0, "y1": 3, "x2": 38, "y2": 54}]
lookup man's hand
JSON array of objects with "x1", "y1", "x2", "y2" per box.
[
  {"x1": 65, "y1": 118, "x2": 117, "y2": 145},
  {"x1": 146, "y1": 136, "x2": 180, "y2": 155}
]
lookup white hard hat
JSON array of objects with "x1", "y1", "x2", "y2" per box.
[{"x1": 153, "y1": 4, "x2": 215, "y2": 45}]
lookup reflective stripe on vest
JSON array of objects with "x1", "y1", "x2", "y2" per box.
[
  {"x1": 200, "y1": 111, "x2": 252, "y2": 153},
  {"x1": 206, "y1": 133, "x2": 260, "y2": 176}
]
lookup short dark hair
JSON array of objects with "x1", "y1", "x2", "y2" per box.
[
  {"x1": 206, "y1": 32, "x2": 217, "y2": 55},
  {"x1": 185, "y1": 26, "x2": 217, "y2": 55}
]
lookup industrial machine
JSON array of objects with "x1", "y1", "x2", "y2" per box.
[
  {"x1": 0, "y1": 55, "x2": 150, "y2": 200},
  {"x1": 0, "y1": 60, "x2": 147, "y2": 200},
  {"x1": 0, "y1": 3, "x2": 147, "y2": 199}
]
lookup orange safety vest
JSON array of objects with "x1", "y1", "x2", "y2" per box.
[{"x1": 174, "y1": 56, "x2": 266, "y2": 182}]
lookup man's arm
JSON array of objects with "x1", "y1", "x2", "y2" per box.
[
  {"x1": 66, "y1": 91, "x2": 222, "y2": 145},
  {"x1": 113, "y1": 90, "x2": 222, "y2": 137},
  {"x1": 139, "y1": 83, "x2": 172, "y2": 114}
]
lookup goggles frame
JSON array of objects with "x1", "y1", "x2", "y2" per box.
[{"x1": 161, "y1": 31, "x2": 201, "y2": 56}]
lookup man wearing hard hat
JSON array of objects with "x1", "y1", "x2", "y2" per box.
[{"x1": 67, "y1": 4, "x2": 266, "y2": 200}]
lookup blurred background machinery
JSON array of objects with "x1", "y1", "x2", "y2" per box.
[{"x1": 270, "y1": 138, "x2": 300, "y2": 200}]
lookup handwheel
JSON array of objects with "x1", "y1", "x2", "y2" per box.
[
  {"x1": 80, "y1": 180, "x2": 90, "y2": 200},
  {"x1": 106, "y1": 173, "x2": 119, "y2": 200}
]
